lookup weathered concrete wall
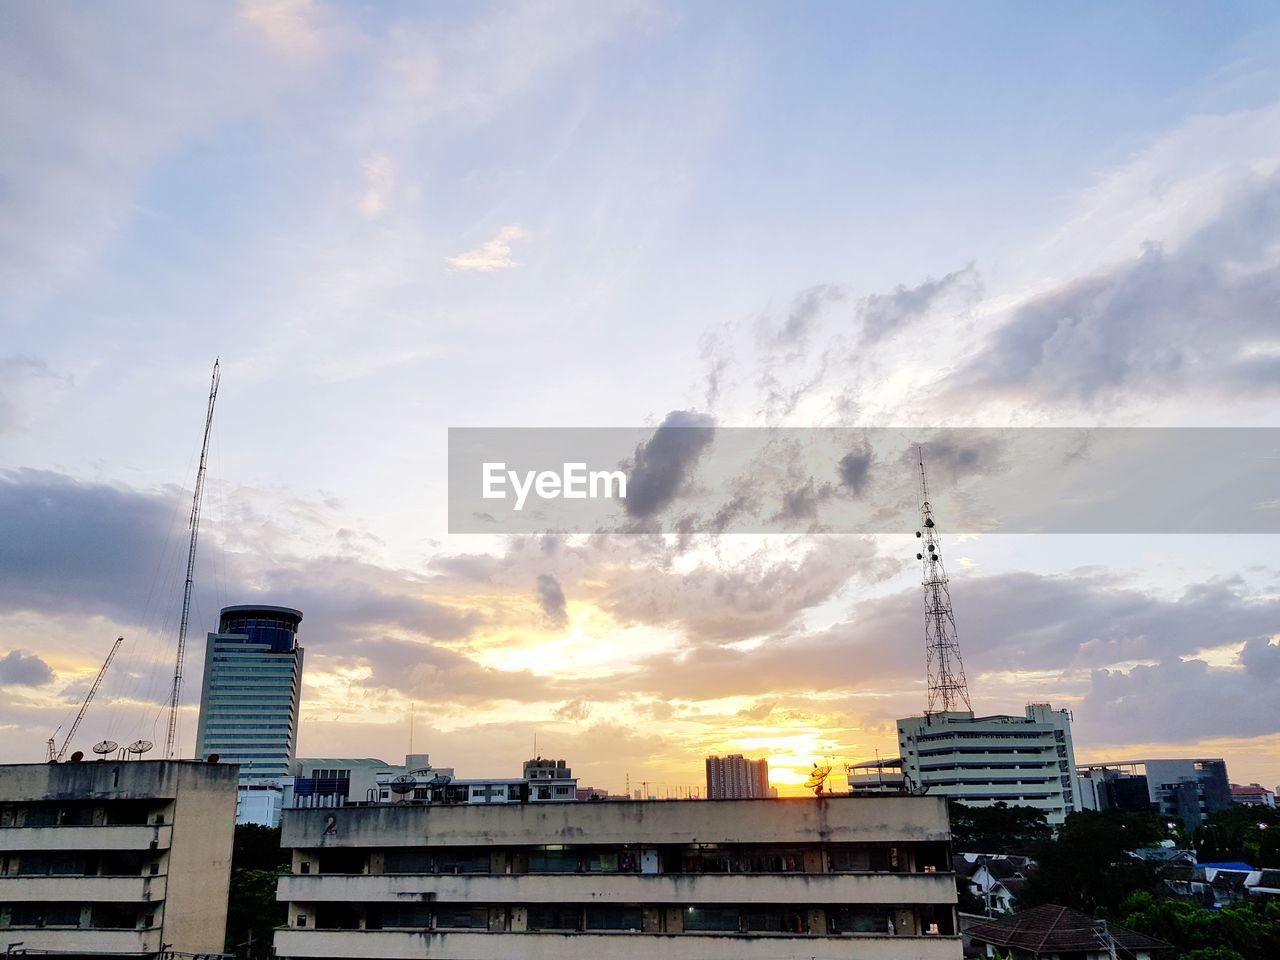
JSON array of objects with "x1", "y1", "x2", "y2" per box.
[
  {"x1": 162, "y1": 763, "x2": 239, "y2": 954},
  {"x1": 282, "y1": 795, "x2": 950, "y2": 849},
  {"x1": 278, "y1": 870, "x2": 957, "y2": 904}
]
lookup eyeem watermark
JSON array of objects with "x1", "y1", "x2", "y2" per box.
[{"x1": 482, "y1": 462, "x2": 627, "y2": 511}]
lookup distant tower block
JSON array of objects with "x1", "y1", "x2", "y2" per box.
[{"x1": 916, "y1": 448, "x2": 972, "y2": 714}]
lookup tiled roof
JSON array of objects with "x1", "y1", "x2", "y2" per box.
[{"x1": 966, "y1": 904, "x2": 1171, "y2": 954}]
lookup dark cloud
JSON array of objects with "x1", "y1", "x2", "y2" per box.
[
  {"x1": 858, "y1": 265, "x2": 978, "y2": 345},
  {"x1": 621, "y1": 410, "x2": 715, "y2": 519},
  {"x1": 0, "y1": 650, "x2": 55, "y2": 686},
  {"x1": 950, "y1": 173, "x2": 1280, "y2": 404},
  {"x1": 536, "y1": 573, "x2": 567, "y2": 626},
  {"x1": 0, "y1": 469, "x2": 185, "y2": 622},
  {"x1": 837, "y1": 444, "x2": 872, "y2": 496},
  {"x1": 1080, "y1": 641, "x2": 1280, "y2": 743}
]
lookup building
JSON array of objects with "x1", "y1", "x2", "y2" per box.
[
  {"x1": 897, "y1": 704, "x2": 1080, "y2": 826},
  {"x1": 522, "y1": 757, "x2": 579, "y2": 801},
  {"x1": 705, "y1": 754, "x2": 771, "y2": 800},
  {"x1": 965, "y1": 904, "x2": 1171, "y2": 959},
  {"x1": 273, "y1": 794, "x2": 961, "y2": 960},
  {"x1": 1075, "y1": 759, "x2": 1231, "y2": 829},
  {"x1": 239, "y1": 778, "x2": 288, "y2": 827},
  {"x1": 1230, "y1": 783, "x2": 1276, "y2": 808},
  {"x1": 847, "y1": 757, "x2": 906, "y2": 795},
  {"x1": 0, "y1": 759, "x2": 238, "y2": 957},
  {"x1": 1076, "y1": 767, "x2": 1152, "y2": 813},
  {"x1": 195, "y1": 604, "x2": 305, "y2": 784}
]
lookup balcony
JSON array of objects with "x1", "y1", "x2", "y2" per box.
[
  {"x1": 0, "y1": 874, "x2": 166, "y2": 902},
  {"x1": 0, "y1": 824, "x2": 171, "y2": 851},
  {"x1": 274, "y1": 928, "x2": 961, "y2": 960},
  {"x1": 0, "y1": 927, "x2": 162, "y2": 955},
  {"x1": 278, "y1": 870, "x2": 955, "y2": 905}
]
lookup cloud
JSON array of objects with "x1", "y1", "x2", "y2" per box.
[
  {"x1": 0, "y1": 650, "x2": 54, "y2": 687},
  {"x1": 837, "y1": 443, "x2": 873, "y2": 496},
  {"x1": 446, "y1": 225, "x2": 527, "y2": 272},
  {"x1": 553, "y1": 698, "x2": 591, "y2": 722},
  {"x1": 536, "y1": 574, "x2": 568, "y2": 627},
  {"x1": 771, "y1": 285, "x2": 844, "y2": 348},
  {"x1": 621, "y1": 410, "x2": 716, "y2": 519},
  {"x1": 344, "y1": 636, "x2": 550, "y2": 704},
  {"x1": 858, "y1": 265, "x2": 979, "y2": 346},
  {"x1": 949, "y1": 173, "x2": 1280, "y2": 405},
  {"x1": 1081, "y1": 641, "x2": 1280, "y2": 743}
]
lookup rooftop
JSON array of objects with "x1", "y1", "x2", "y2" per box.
[{"x1": 966, "y1": 904, "x2": 1171, "y2": 955}]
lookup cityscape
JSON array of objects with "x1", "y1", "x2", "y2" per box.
[{"x1": 3, "y1": 3, "x2": 1280, "y2": 960}]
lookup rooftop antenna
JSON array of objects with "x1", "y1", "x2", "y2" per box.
[
  {"x1": 915, "y1": 446, "x2": 972, "y2": 714},
  {"x1": 165, "y1": 359, "x2": 220, "y2": 759}
]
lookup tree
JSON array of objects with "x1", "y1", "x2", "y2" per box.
[
  {"x1": 1119, "y1": 891, "x2": 1280, "y2": 960},
  {"x1": 1017, "y1": 809, "x2": 1171, "y2": 916},
  {"x1": 949, "y1": 801, "x2": 1051, "y2": 854},
  {"x1": 1194, "y1": 805, "x2": 1280, "y2": 867},
  {"x1": 225, "y1": 825, "x2": 290, "y2": 960}
]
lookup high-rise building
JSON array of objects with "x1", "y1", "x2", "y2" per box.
[
  {"x1": 897, "y1": 704, "x2": 1081, "y2": 827},
  {"x1": 0, "y1": 759, "x2": 238, "y2": 957},
  {"x1": 705, "y1": 754, "x2": 771, "y2": 799},
  {"x1": 195, "y1": 604, "x2": 304, "y2": 784},
  {"x1": 273, "y1": 795, "x2": 961, "y2": 959}
]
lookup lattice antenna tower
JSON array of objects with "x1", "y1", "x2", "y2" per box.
[
  {"x1": 915, "y1": 447, "x2": 972, "y2": 714},
  {"x1": 164, "y1": 359, "x2": 220, "y2": 758}
]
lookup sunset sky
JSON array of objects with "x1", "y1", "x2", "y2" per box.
[{"x1": 2, "y1": 1, "x2": 1279, "y2": 796}]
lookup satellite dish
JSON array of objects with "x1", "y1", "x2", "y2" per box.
[
  {"x1": 207, "y1": 753, "x2": 220, "y2": 763},
  {"x1": 70, "y1": 751, "x2": 84, "y2": 762},
  {"x1": 92, "y1": 740, "x2": 119, "y2": 756},
  {"x1": 425, "y1": 773, "x2": 452, "y2": 788},
  {"x1": 390, "y1": 774, "x2": 416, "y2": 795},
  {"x1": 804, "y1": 763, "x2": 833, "y2": 795},
  {"x1": 127, "y1": 740, "x2": 154, "y2": 757}
]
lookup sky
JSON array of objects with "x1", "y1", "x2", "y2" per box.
[{"x1": 2, "y1": 0, "x2": 1279, "y2": 797}]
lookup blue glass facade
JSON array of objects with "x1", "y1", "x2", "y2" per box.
[{"x1": 195, "y1": 605, "x2": 304, "y2": 784}]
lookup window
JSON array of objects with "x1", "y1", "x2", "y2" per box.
[
  {"x1": 585, "y1": 905, "x2": 642, "y2": 931},
  {"x1": 684, "y1": 906, "x2": 739, "y2": 932},
  {"x1": 528, "y1": 905, "x2": 581, "y2": 931},
  {"x1": 744, "y1": 908, "x2": 806, "y2": 934},
  {"x1": 296, "y1": 915, "x2": 307, "y2": 927},
  {"x1": 828, "y1": 906, "x2": 891, "y2": 934},
  {"x1": 435, "y1": 906, "x2": 491, "y2": 929},
  {"x1": 529, "y1": 849, "x2": 579, "y2": 873}
]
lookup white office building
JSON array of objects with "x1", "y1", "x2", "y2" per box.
[{"x1": 898, "y1": 703, "x2": 1079, "y2": 826}]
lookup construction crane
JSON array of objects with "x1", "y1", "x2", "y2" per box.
[
  {"x1": 164, "y1": 359, "x2": 220, "y2": 759},
  {"x1": 47, "y1": 636, "x2": 123, "y2": 762}
]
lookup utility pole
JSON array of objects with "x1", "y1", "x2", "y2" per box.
[
  {"x1": 916, "y1": 448, "x2": 972, "y2": 714},
  {"x1": 165, "y1": 359, "x2": 220, "y2": 758}
]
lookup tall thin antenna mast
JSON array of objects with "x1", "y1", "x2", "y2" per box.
[
  {"x1": 165, "y1": 359, "x2": 220, "y2": 758},
  {"x1": 915, "y1": 446, "x2": 972, "y2": 714}
]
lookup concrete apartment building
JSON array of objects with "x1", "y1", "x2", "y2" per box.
[
  {"x1": 704, "y1": 754, "x2": 771, "y2": 800},
  {"x1": 196, "y1": 604, "x2": 305, "y2": 784},
  {"x1": 273, "y1": 794, "x2": 961, "y2": 960},
  {"x1": 0, "y1": 760, "x2": 238, "y2": 957},
  {"x1": 898, "y1": 704, "x2": 1080, "y2": 826}
]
